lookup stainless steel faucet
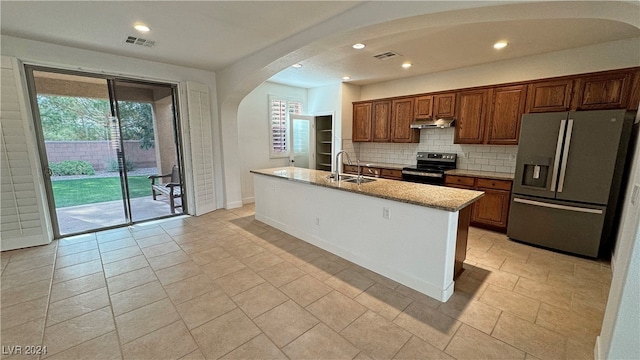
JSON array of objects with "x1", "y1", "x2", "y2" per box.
[{"x1": 333, "y1": 150, "x2": 353, "y2": 181}]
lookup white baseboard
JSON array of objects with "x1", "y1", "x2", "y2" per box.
[
  {"x1": 225, "y1": 200, "x2": 243, "y2": 209},
  {"x1": 242, "y1": 197, "x2": 255, "y2": 204},
  {"x1": 594, "y1": 336, "x2": 602, "y2": 360}
]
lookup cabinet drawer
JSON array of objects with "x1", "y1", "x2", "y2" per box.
[
  {"x1": 362, "y1": 166, "x2": 381, "y2": 177},
  {"x1": 380, "y1": 168, "x2": 403, "y2": 180},
  {"x1": 476, "y1": 178, "x2": 512, "y2": 191},
  {"x1": 343, "y1": 165, "x2": 359, "y2": 174},
  {"x1": 445, "y1": 175, "x2": 475, "y2": 187}
]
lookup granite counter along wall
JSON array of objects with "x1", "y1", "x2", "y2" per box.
[{"x1": 342, "y1": 128, "x2": 518, "y2": 174}]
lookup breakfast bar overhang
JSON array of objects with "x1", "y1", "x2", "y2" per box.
[{"x1": 251, "y1": 167, "x2": 484, "y2": 302}]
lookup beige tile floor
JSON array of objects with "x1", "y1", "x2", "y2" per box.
[{"x1": 1, "y1": 204, "x2": 612, "y2": 360}]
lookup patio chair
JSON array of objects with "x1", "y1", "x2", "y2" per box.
[{"x1": 148, "y1": 165, "x2": 182, "y2": 214}]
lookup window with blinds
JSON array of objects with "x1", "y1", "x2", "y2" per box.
[{"x1": 269, "y1": 95, "x2": 302, "y2": 158}]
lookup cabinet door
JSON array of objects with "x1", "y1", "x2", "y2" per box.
[
  {"x1": 414, "y1": 95, "x2": 433, "y2": 119},
  {"x1": 380, "y1": 168, "x2": 403, "y2": 180},
  {"x1": 455, "y1": 90, "x2": 488, "y2": 144},
  {"x1": 526, "y1": 80, "x2": 573, "y2": 113},
  {"x1": 391, "y1": 98, "x2": 419, "y2": 143},
  {"x1": 572, "y1": 71, "x2": 632, "y2": 110},
  {"x1": 372, "y1": 100, "x2": 392, "y2": 142},
  {"x1": 433, "y1": 93, "x2": 456, "y2": 118},
  {"x1": 487, "y1": 85, "x2": 527, "y2": 145},
  {"x1": 471, "y1": 188, "x2": 511, "y2": 230},
  {"x1": 630, "y1": 70, "x2": 640, "y2": 111},
  {"x1": 352, "y1": 102, "x2": 372, "y2": 142}
]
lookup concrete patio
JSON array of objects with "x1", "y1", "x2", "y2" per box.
[{"x1": 56, "y1": 196, "x2": 184, "y2": 235}]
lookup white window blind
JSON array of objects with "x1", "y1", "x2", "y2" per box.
[
  {"x1": 1, "y1": 56, "x2": 51, "y2": 250},
  {"x1": 185, "y1": 82, "x2": 216, "y2": 215},
  {"x1": 269, "y1": 95, "x2": 302, "y2": 158}
]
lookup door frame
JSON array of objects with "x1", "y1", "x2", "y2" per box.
[
  {"x1": 23, "y1": 65, "x2": 187, "y2": 238},
  {"x1": 289, "y1": 114, "x2": 316, "y2": 169}
]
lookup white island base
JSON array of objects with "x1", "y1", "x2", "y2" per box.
[{"x1": 253, "y1": 173, "x2": 472, "y2": 302}]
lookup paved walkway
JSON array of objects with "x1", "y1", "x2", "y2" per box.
[{"x1": 56, "y1": 195, "x2": 183, "y2": 235}]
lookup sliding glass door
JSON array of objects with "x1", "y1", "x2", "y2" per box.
[{"x1": 25, "y1": 67, "x2": 185, "y2": 237}]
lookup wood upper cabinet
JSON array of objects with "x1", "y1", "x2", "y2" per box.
[
  {"x1": 630, "y1": 70, "x2": 640, "y2": 110},
  {"x1": 352, "y1": 102, "x2": 372, "y2": 142},
  {"x1": 414, "y1": 95, "x2": 433, "y2": 119},
  {"x1": 525, "y1": 79, "x2": 573, "y2": 113},
  {"x1": 372, "y1": 100, "x2": 392, "y2": 142},
  {"x1": 433, "y1": 92, "x2": 456, "y2": 118},
  {"x1": 391, "y1": 98, "x2": 419, "y2": 143},
  {"x1": 486, "y1": 85, "x2": 527, "y2": 145},
  {"x1": 454, "y1": 89, "x2": 488, "y2": 144},
  {"x1": 572, "y1": 71, "x2": 632, "y2": 110}
]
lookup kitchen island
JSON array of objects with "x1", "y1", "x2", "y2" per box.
[{"x1": 251, "y1": 167, "x2": 483, "y2": 302}]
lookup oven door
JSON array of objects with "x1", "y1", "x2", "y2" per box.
[{"x1": 401, "y1": 169, "x2": 445, "y2": 185}]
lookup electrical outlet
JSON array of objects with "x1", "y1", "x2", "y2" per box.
[
  {"x1": 463, "y1": 152, "x2": 469, "y2": 159},
  {"x1": 382, "y1": 207, "x2": 391, "y2": 219},
  {"x1": 316, "y1": 217, "x2": 320, "y2": 226},
  {"x1": 509, "y1": 154, "x2": 516, "y2": 161},
  {"x1": 632, "y1": 184, "x2": 639, "y2": 205}
]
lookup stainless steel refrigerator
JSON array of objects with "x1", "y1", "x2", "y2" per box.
[{"x1": 507, "y1": 109, "x2": 634, "y2": 257}]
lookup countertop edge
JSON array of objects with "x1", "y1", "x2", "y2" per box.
[{"x1": 251, "y1": 168, "x2": 484, "y2": 212}]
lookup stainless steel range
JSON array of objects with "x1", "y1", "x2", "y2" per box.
[{"x1": 402, "y1": 152, "x2": 457, "y2": 185}]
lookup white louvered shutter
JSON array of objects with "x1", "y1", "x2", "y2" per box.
[
  {"x1": 185, "y1": 82, "x2": 216, "y2": 215},
  {"x1": 1, "y1": 57, "x2": 51, "y2": 250}
]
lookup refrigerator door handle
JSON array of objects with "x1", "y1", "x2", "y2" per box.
[
  {"x1": 557, "y1": 119, "x2": 574, "y2": 193},
  {"x1": 513, "y1": 197, "x2": 603, "y2": 214},
  {"x1": 550, "y1": 119, "x2": 567, "y2": 192}
]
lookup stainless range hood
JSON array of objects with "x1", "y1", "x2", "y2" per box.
[{"x1": 410, "y1": 118, "x2": 455, "y2": 129}]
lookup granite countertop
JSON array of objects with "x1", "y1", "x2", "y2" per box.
[
  {"x1": 445, "y1": 169, "x2": 515, "y2": 181},
  {"x1": 251, "y1": 167, "x2": 484, "y2": 212}
]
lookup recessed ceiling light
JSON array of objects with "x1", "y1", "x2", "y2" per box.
[
  {"x1": 291, "y1": 63, "x2": 302, "y2": 68},
  {"x1": 493, "y1": 41, "x2": 508, "y2": 49},
  {"x1": 342, "y1": 76, "x2": 351, "y2": 81},
  {"x1": 402, "y1": 62, "x2": 412, "y2": 69},
  {"x1": 352, "y1": 43, "x2": 365, "y2": 50},
  {"x1": 134, "y1": 24, "x2": 150, "y2": 32}
]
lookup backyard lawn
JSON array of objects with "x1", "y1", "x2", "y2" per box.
[{"x1": 52, "y1": 175, "x2": 152, "y2": 208}]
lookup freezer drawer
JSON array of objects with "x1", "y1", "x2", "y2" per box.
[{"x1": 507, "y1": 196, "x2": 606, "y2": 257}]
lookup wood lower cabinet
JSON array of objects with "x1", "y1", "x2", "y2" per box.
[
  {"x1": 572, "y1": 71, "x2": 632, "y2": 110},
  {"x1": 352, "y1": 102, "x2": 372, "y2": 142},
  {"x1": 343, "y1": 165, "x2": 402, "y2": 180},
  {"x1": 455, "y1": 89, "x2": 488, "y2": 144},
  {"x1": 525, "y1": 79, "x2": 573, "y2": 113},
  {"x1": 372, "y1": 100, "x2": 392, "y2": 142},
  {"x1": 486, "y1": 85, "x2": 527, "y2": 145},
  {"x1": 445, "y1": 175, "x2": 512, "y2": 232},
  {"x1": 391, "y1": 98, "x2": 419, "y2": 143}
]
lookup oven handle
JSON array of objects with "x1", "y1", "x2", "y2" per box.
[{"x1": 401, "y1": 170, "x2": 443, "y2": 178}]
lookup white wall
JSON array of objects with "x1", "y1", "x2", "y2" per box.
[
  {"x1": 237, "y1": 81, "x2": 307, "y2": 204},
  {"x1": 597, "y1": 120, "x2": 640, "y2": 360},
  {"x1": 360, "y1": 38, "x2": 640, "y2": 100},
  {"x1": 0, "y1": 35, "x2": 224, "y2": 213}
]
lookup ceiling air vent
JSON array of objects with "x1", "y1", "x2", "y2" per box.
[
  {"x1": 125, "y1": 36, "x2": 156, "y2": 48},
  {"x1": 373, "y1": 51, "x2": 401, "y2": 61}
]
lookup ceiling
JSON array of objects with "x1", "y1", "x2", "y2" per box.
[{"x1": 2, "y1": 1, "x2": 639, "y2": 89}]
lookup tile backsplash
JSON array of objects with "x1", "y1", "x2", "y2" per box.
[{"x1": 343, "y1": 128, "x2": 518, "y2": 174}]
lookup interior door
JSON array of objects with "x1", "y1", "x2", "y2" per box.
[
  {"x1": 555, "y1": 110, "x2": 630, "y2": 204},
  {"x1": 290, "y1": 114, "x2": 315, "y2": 169}
]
